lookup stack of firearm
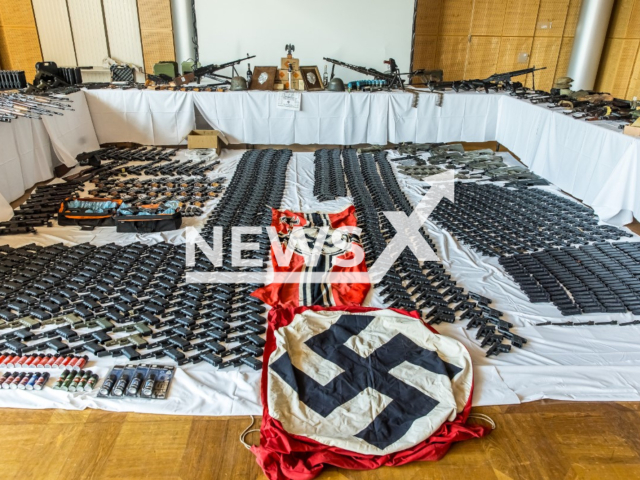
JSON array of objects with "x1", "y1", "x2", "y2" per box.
[
  {"x1": 77, "y1": 146, "x2": 178, "y2": 165},
  {"x1": 424, "y1": 66, "x2": 547, "y2": 93},
  {"x1": 146, "y1": 54, "x2": 256, "y2": 88},
  {"x1": 141, "y1": 158, "x2": 219, "y2": 177},
  {"x1": 388, "y1": 143, "x2": 549, "y2": 187},
  {"x1": 0, "y1": 92, "x2": 74, "y2": 122},
  {"x1": 523, "y1": 91, "x2": 635, "y2": 123},
  {"x1": 324, "y1": 57, "x2": 413, "y2": 90},
  {"x1": 88, "y1": 175, "x2": 226, "y2": 208},
  {"x1": 2, "y1": 183, "x2": 81, "y2": 236},
  {"x1": 0, "y1": 242, "x2": 267, "y2": 370},
  {"x1": 0, "y1": 70, "x2": 27, "y2": 90}
]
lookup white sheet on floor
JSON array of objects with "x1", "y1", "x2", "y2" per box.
[{"x1": 2, "y1": 149, "x2": 640, "y2": 415}]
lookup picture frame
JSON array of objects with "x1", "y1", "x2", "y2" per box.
[
  {"x1": 300, "y1": 66, "x2": 324, "y2": 91},
  {"x1": 249, "y1": 66, "x2": 278, "y2": 91}
]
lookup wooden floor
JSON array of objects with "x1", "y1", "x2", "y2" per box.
[
  {"x1": 2, "y1": 400, "x2": 640, "y2": 479},
  {"x1": 5, "y1": 141, "x2": 640, "y2": 479}
]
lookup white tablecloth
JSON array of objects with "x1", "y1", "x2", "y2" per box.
[
  {"x1": 0, "y1": 91, "x2": 100, "y2": 218},
  {"x1": 42, "y1": 91, "x2": 101, "y2": 168},
  {"x1": 495, "y1": 96, "x2": 640, "y2": 226},
  {"x1": 3, "y1": 89, "x2": 638, "y2": 225},
  {"x1": 0, "y1": 117, "x2": 52, "y2": 205},
  {"x1": 84, "y1": 89, "x2": 195, "y2": 145}
]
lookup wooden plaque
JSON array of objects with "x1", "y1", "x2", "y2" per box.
[
  {"x1": 250, "y1": 66, "x2": 278, "y2": 90},
  {"x1": 300, "y1": 66, "x2": 324, "y2": 91}
]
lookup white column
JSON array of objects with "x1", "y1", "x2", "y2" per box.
[
  {"x1": 171, "y1": 0, "x2": 196, "y2": 68},
  {"x1": 566, "y1": 0, "x2": 614, "y2": 91}
]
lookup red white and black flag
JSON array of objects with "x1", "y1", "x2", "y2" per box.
[
  {"x1": 252, "y1": 206, "x2": 370, "y2": 308},
  {"x1": 251, "y1": 306, "x2": 490, "y2": 479}
]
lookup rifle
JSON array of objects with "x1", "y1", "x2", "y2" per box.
[
  {"x1": 484, "y1": 66, "x2": 547, "y2": 90},
  {"x1": 323, "y1": 57, "x2": 408, "y2": 90},
  {"x1": 192, "y1": 54, "x2": 256, "y2": 84},
  {"x1": 427, "y1": 66, "x2": 547, "y2": 93}
]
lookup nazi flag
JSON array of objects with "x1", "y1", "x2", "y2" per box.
[{"x1": 251, "y1": 306, "x2": 491, "y2": 480}]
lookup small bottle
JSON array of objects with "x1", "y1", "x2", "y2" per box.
[
  {"x1": 142, "y1": 374, "x2": 156, "y2": 397},
  {"x1": 632, "y1": 96, "x2": 638, "y2": 109},
  {"x1": 34, "y1": 373, "x2": 49, "y2": 390},
  {"x1": 26, "y1": 373, "x2": 40, "y2": 390},
  {"x1": 127, "y1": 373, "x2": 143, "y2": 396},
  {"x1": 18, "y1": 372, "x2": 33, "y2": 390},
  {"x1": 323, "y1": 65, "x2": 329, "y2": 87},
  {"x1": 53, "y1": 369, "x2": 71, "y2": 390},
  {"x1": 84, "y1": 374, "x2": 99, "y2": 392},
  {"x1": 112, "y1": 375, "x2": 129, "y2": 397},
  {"x1": 99, "y1": 374, "x2": 117, "y2": 396}
]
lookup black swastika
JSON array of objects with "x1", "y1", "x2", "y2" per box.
[{"x1": 270, "y1": 314, "x2": 462, "y2": 449}]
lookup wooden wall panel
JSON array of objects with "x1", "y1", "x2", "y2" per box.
[
  {"x1": 471, "y1": 0, "x2": 506, "y2": 36},
  {"x1": 413, "y1": 36, "x2": 439, "y2": 70},
  {"x1": 411, "y1": 0, "x2": 637, "y2": 99},
  {"x1": 628, "y1": 2, "x2": 640, "y2": 39},
  {"x1": 534, "y1": 0, "x2": 569, "y2": 37},
  {"x1": 594, "y1": 0, "x2": 640, "y2": 99},
  {"x1": 607, "y1": 0, "x2": 636, "y2": 39},
  {"x1": 465, "y1": 36, "x2": 500, "y2": 78},
  {"x1": 563, "y1": 0, "x2": 583, "y2": 37},
  {"x1": 440, "y1": 0, "x2": 473, "y2": 36},
  {"x1": 137, "y1": 0, "x2": 175, "y2": 74},
  {"x1": 0, "y1": 0, "x2": 42, "y2": 79},
  {"x1": 502, "y1": 0, "x2": 540, "y2": 37},
  {"x1": 496, "y1": 37, "x2": 533, "y2": 72},
  {"x1": 554, "y1": 36, "x2": 574, "y2": 79},
  {"x1": 415, "y1": 0, "x2": 443, "y2": 35},
  {"x1": 435, "y1": 36, "x2": 468, "y2": 80},
  {"x1": 525, "y1": 37, "x2": 561, "y2": 90},
  {"x1": 627, "y1": 47, "x2": 640, "y2": 99},
  {"x1": 595, "y1": 38, "x2": 639, "y2": 98},
  {"x1": 0, "y1": 1, "x2": 38, "y2": 27},
  {"x1": 32, "y1": 0, "x2": 77, "y2": 67}
]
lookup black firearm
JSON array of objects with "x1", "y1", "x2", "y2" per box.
[
  {"x1": 323, "y1": 57, "x2": 409, "y2": 90},
  {"x1": 193, "y1": 54, "x2": 256, "y2": 84},
  {"x1": 485, "y1": 66, "x2": 546, "y2": 85},
  {"x1": 427, "y1": 66, "x2": 547, "y2": 93}
]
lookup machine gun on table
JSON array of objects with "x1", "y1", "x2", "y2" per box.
[
  {"x1": 426, "y1": 66, "x2": 547, "y2": 93},
  {"x1": 191, "y1": 54, "x2": 256, "y2": 85},
  {"x1": 323, "y1": 57, "x2": 410, "y2": 90}
]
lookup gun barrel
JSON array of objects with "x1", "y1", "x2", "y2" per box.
[{"x1": 485, "y1": 66, "x2": 547, "y2": 82}]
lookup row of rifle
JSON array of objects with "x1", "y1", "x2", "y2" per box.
[{"x1": 0, "y1": 92, "x2": 74, "y2": 122}]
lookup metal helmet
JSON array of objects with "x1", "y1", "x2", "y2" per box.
[
  {"x1": 230, "y1": 76, "x2": 248, "y2": 91},
  {"x1": 327, "y1": 77, "x2": 345, "y2": 92}
]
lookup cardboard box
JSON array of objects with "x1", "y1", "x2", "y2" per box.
[
  {"x1": 276, "y1": 69, "x2": 304, "y2": 90},
  {"x1": 281, "y1": 57, "x2": 300, "y2": 71},
  {"x1": 624, "y1": 125, "x2": 640, "y2": 137},
  {"x1": 187, "y1": 130, "x2": 229, "y2": 153}
]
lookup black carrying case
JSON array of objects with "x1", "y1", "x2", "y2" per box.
[
  {"x1": 115, "y1": 209, "x2": 182, "y2": 233},
  {"x1": 58, "y1": 198, "x2": 122, "y2": 229}
]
